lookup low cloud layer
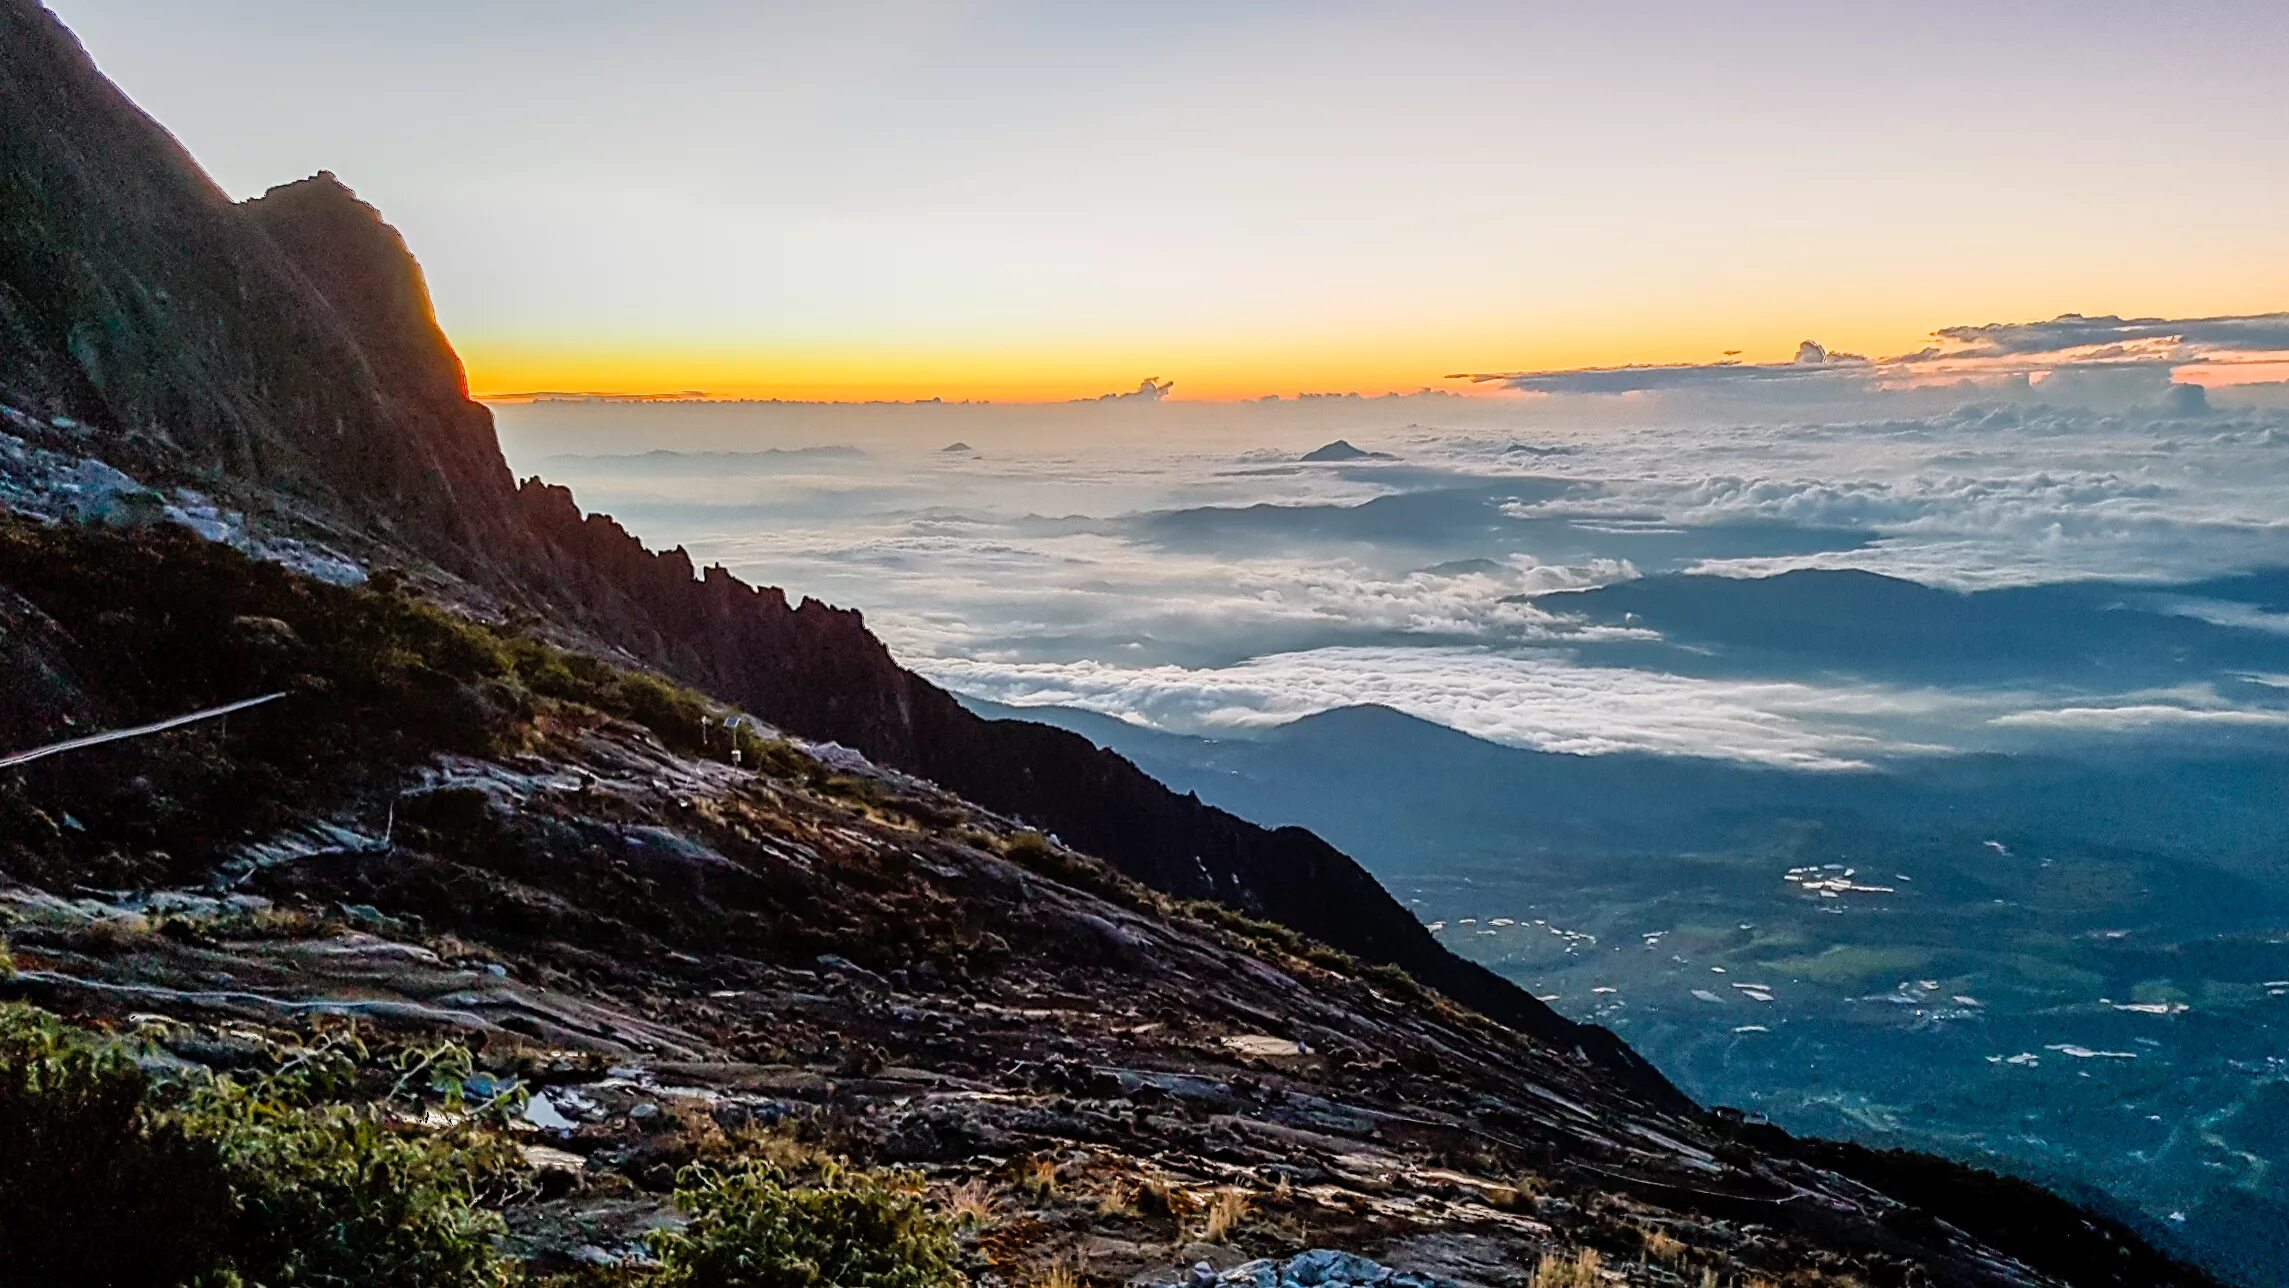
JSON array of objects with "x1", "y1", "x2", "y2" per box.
[
  {"x1": 1990, "y1": 704, "x2": 2289, "y2": 732},
  {"x1": 917, "y1": 646, "x2": 1957, "y2": 770},
  {"x1": 513, "y1": 392, "x2": 2289, "y2": 768}
]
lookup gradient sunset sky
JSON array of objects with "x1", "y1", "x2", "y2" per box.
[{"x1": 51, "y1": 0, "x2": 2289, "y2": 402}]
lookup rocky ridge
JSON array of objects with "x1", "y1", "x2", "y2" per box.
[
  {"x1": 0, "y1": 0, "x2": 1662, "y2": 1095},
  {"x1": 0, "y1": 518, "x2": 2216, "y2": 1286},
  {"x1": 0, "y1": 2, "x2": 2231, "y2": 1283}
]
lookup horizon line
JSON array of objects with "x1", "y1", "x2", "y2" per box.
[{"x1": 473, "y1": 387, "x2": 1484, "y2": 407}]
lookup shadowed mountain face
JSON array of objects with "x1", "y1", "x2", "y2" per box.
[
  {"x1": 0, "y1": 9, "x2": 522, "y2": 558},
  {"x1": 0, "y1": 0, "x2": 1663, "y2": 1097},
  {"x1": 953, "y1": 696, "x2": 2289, "y2": 1285}
]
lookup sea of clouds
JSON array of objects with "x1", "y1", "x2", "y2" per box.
[{"x1": 497, "y1": 382, "x2": 2289, "y2": 770}]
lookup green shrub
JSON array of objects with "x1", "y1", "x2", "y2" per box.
[
  {"x1": 1182, "y1": 899, "x2": 1307, "y2": 955},
  {"x1": 1361, "y1": 960, "x2": 1423, "y2": 997},
  {"x1": 650, "y1": 1159, "x2": 963, "y2": 1288},
  {"x1": 609, "y1": 671, "x2": 714, "y2": 750},
  {"x1": 0, "y1": 1005, "x2": 233, "y2": 1287},
  {"x1": 739, "y1": 732, "x2": 812, "y2": 779},
  {"x1": 0, "y1": 1005, "x2": 519, "y2": 1288},
  {"x1": 181, "y1": 1082, "x2": 518, "y2": 1288}
]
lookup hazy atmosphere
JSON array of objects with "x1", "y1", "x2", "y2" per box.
[{"x1": 9, "y1": 3, "x2": 2289, "y2": 1285}]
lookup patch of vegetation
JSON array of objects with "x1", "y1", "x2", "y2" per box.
[
  {"x1": 1484, "y1": 1174, "x2": 1545, "y2": 1212},
  {"x1": 1359, "y1": 959, "x2": 1422, "y2": 997},
  {"x1": 0, "y1": 1003, "x2": 234, "y2": 1286},
  {"x1": 649, "y1": 1159, "x2": 963, "y2": 1288},
  {"x1": 0, "y1": 1002, "x2": 990, "y2": 1288},
  {"x1": 0, "y1": 1003, "x2": 520, "y2": 1288},
  {"x1": 1018, "y1": 1154, "x2": 1059, "y2": 1198},
  {"x1": 995, "y1": 829, "x2": 1161, "y2": 913},
  {"x1": 1199, "y1": 1188, "x2": 1250, "y2": 1242},
  {"x1": 1181, "y1": 898, "x2": 1309, "y2": 955},
  {"x1": 180, "y1": 1072, "x2": 523, "y2": 1288},
  {"x1": 1533, "y1": 1247, "x2": 1604, "y2": 1288},
  {"x1": 944, "y1": 1176, "x2": 996, "y2": 1229},
  {"x1": 744, "y1": 733, "x2": 816, "y2": 780},
  {"x1": 1175, "y1": 896, "x2": 1424, "y2": 999},
  {"x1": 1638, "y1": 1225, "x2": 1687, "y2": 1263},
  {"x1": 0, "y1": 520, "x2": 778, "y2": 882}
]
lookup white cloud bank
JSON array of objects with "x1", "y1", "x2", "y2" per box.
[
  {"x1": 509, "y1": 392, "x2": 2289, "y2": 765},
  {"x1": 1989, "y1": 705, "x2": 2289, "y2": 732},
  {"x1": 918, "y1": 645, "x2": 1977, "y2": 770}
]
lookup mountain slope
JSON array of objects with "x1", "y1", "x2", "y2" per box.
[
  {"x1": 0, "y1": 516, "x2": 2215, "y2": 1287},
  {"x1": 0, "y1": 5, "x2": 2236, "y2": 1282},
  {"x1": 0, "y1": 0, "x2": 1661, "y2": 1098}
]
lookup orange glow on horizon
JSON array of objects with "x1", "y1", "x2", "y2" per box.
[
  {"x1": 456, "y1": 320, "x2": 1988, "y2": 405},
  {"x1": 460, "y1": 317, "x2": 2289, "y2": 403}
]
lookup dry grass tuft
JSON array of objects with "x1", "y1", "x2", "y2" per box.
[
  {"x1": 1032, "y1": 1253, "x2": 1086, "y2": 1288},
  {"x1": 1020, "y1": 1154, "x2": 1059, "y2": 1198},
  {"x1": 1201, "y1": 1188, "x2": 1251, "y2": 1243},
  {"x1": 1640, "y1": 1227, "x2": 1687, "y2": 1262},
  {"x1": 946, "y1": 1176, "x2": 997, "y2": 1228},
  {"x1": 67, "y1": 914, "x2": 157, "y2": 954},
  {"x1": 1094, "y1": 1179, "x2": 1139, "y2": 1218},
  {"x1": 1486, "y1": 1173, "x2": 1547, "y2": 1212},
  {"x1": 1136, "y1": 1174, "x2": 1191, "y2": 1221},
  {"x1": 1533, "y1": 1246, "x2": 1603, "y2": 1288}
]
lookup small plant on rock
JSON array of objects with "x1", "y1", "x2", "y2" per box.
[
  {"x1": 1020, "y1": 1154, "x2": 1060, "y2": 1198},
  {"x1": 1533, "y1": 1246, "x2": 1604, "y2": 1288},
  {"x1": 1640, "y1": 1226, "x2": 1687, "y2": 1263},
  {"x1": 650, "y1": 1159, "x2": 963, "y2": 1288},
  {"x1": 1201, "y1": 1188, "x2": 1251, "y2": 1242},
  {"x1": 946, "y1": 1176, "x2": 997, "y2": 1228}
]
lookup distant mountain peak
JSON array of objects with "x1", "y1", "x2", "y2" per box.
[{"x1": 1301, "y1": 438, "x2": 1396, "y2": 462}]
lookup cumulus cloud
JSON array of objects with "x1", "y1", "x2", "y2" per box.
[{"x1": 1080, "y1": 377, "x2": 1175, "y2": 402}]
